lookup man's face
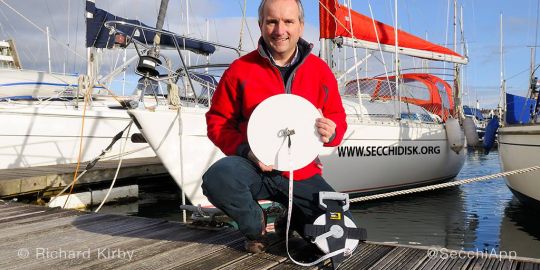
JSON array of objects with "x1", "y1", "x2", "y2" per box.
[{"x1": 259, "y1": 0, "x2": 304, "y2": 62}]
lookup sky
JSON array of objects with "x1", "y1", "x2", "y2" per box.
[{"x1": 0, "y1": 0, "x2": 539, "y2": 108}]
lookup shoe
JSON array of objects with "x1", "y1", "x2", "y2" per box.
[
  {"x1": 244, "y1": 237, "x2": 269, "y2": 254},
  {"x1": 244, "y1": 207, "x2": 269, "y2": 254},
  {"x1": 274, "y1": 210, "x2": 294, "y2": 239}
]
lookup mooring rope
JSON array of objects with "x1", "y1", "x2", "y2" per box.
[{"x1": 350, "y1": 165, "x2": 540, "y2": 203}]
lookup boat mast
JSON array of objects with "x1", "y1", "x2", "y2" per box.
[
  {"x1": 46, "y1": 26, "x2": 52, "y2": 73},
  {"x1": 86, "y1": 0, "x2": 96, "y2": 89},
  {"x1": 452, "y1": 0, "x2": 462, "y2": 120},
  {"x1": 393, "y1": 0, "x2": 401, "y2": 120},
  {"x1": 499, "y1": 13, "x2": 506, "y2": 123},
  {"x1": 238, "y1": 0, "x2": 247, "y2": 51},
  {"x1": 318, "y1": 0, "x2": 333, "y2": 67},
  {"x1": 531, "y1": 0, "x2": 540, "y2": 121}
]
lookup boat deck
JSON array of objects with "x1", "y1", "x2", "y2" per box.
[
  {"x1": 0, "y1": 157, "x2": 166, "y2": 198},
  {"x1": 0, "y1": 202, "x2": 538, "y2": 269}
]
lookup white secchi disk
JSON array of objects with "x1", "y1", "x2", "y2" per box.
[{"x1": 247, "y1": 94, "x2": 323, "y2": 171}]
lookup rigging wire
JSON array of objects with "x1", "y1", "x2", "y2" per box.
[
  {"x1": 0, "y1": 0, "x2": 86, "y2": 61},
  {"x1": 346, "y1": 0, "x2": 365, "y2": 115},
  {"x1": 0, "y1": 5, "x2": 39, "y2": 66},
  {"x1": 367, "y1": 4, "x2": 393, "y2": 90}
]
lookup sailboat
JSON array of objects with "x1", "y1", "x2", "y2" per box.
[
  {"x1": 0, "y1": 1, "x2": 180, "y2": 170},
  {"x1": 315, "y1": 0, "x2": 467, "y2": 196},
  {"x1": 127, "y1": 0, "x2": 468, "y2": 208},
  {"x1": 498, "y1": 80, "x2": 540, "y2": 207},
  {"x1": 496, "y1": 9, "x2": 540, "y2": 207}
]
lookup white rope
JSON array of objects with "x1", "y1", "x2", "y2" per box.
[
  {"x1": 166, "y1": 59, "x2": 180, "y2": 107},
  {"x1": 350, "y1": 165, "x2": 540, "y2": 203},
  {"x1": 48, "y1": 122, "x2": 135, "y2": 207},
  {"x1": 94, "y1": 122, "x2": 133, "y2": 212},
  {"x1": 284, "y1": 134, "x2": 347, "y2": 267}
]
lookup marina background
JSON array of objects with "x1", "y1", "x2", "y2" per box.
[{"x1": 1, "y1": 0, "x2": 539, "y2": 107}]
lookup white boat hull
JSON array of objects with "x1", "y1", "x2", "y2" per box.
[
  {"x1": 129, "y1": 105, "x2": 465, "y2": 207},
  {"x1": 0, "y1": 69, "x2": 79, "y2": 99},
  {"x1": 320, "y1": 118, "x2": 465, "y2": 194},
  {"x1": 0, "y1": 101, "x2": 156, "y2": 170},
  {"x1": 498, "y1": 124, "x2": 540, "y2": 205}
]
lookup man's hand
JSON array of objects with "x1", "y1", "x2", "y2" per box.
[
  {"x1": 316, "y1": 109, "x2": 336, "y2": 143},
  {"x1": 247, "y1": 150, "x2": 274, "y2": 172}
]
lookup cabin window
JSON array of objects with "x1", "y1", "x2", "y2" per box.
[
  {"x1": 400, "y1": 79, "x2": 431, "y2": 100},
  {"x1": 344, "y1": 79, "x2": 378, "y2": 96},
  {"x1": 436, "y1": 82, "x2": 450, "y2": 109}
]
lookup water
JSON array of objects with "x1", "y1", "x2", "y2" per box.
[
  {"x1": 100, "y1": 149, "x2": 540, "y2": 259},
  {"x1": 349, "y1": 150, "x2": 540, "y2": 258}
]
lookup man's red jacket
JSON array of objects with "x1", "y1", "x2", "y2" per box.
[{"x1": 206, "y1": 39, "x2": 347, "y2": 180}]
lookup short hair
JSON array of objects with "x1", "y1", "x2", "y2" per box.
[{"x1": 258, "y1": 0, "x2": 304, "y2": 24}]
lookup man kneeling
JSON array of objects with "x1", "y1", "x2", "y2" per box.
[{"x1": 202, "y1": 0, "x2": 352, "y2": 253}]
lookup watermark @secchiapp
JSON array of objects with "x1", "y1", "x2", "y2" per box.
[{"x1": 427, "y1": 247, "x2": 517, "y2": 261}]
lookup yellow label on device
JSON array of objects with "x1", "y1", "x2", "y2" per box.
[{"x1": 330, "y1": 212, "x2": 342, "y2": 220}]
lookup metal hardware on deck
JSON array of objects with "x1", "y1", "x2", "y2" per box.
[
  {"x1": 136, "y1": 55, "x2": 161, "y2": 77},
  {"x1": 130, "y1": 133, "x2": 147, "y2": 143},
  {"x1": 180, "y1": 204, "x2": 229, "y2": 228}
]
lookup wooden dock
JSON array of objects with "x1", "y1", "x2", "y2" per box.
[
  {"x1": 0, "y1": 157, "x2": 167, "y2": 198},
  {"x1": 1, "y1": 201, "x2": 539, "y2": 270}
]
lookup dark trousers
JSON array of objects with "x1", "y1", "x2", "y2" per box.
[{"x1": 202, "y1": 156, "x2": 340, "y2": 240}]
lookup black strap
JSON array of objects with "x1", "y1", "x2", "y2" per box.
[{"x1": 305, "y1": 224, "x2": 367, "y2": 242}]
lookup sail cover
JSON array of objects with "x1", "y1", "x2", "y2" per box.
[
  {"x1": 86, "y1": 1, "x2": 215, "y2": 55},
  {"x1": 319, "y1": 0, "x2": 467, "y2": 64}
]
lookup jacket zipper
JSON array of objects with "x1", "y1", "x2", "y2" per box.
[{"x1": 258, "y1": 41, "x2": 312, "y2": 95}]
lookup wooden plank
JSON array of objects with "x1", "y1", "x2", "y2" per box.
[
  {"x1": 496, "y1": 259, "x2": 520, "y2": 270},
  {"x1": 21, "y1": 221, "x2": 185, "y2": 270},
  {"x1": 0, "y1": 215, "x2": 126, "y2": 256},
  {"x1": 2, "y1": 215, "x2": 167, "y2": 269},
  {"x1": 174, "y1": 239, "x2": 246, "y2": 270},
  {"x1": 336, "y1": 243, "x2": 395, "y2": 270},
  {"x1": 71, "y1": 223, "x2": 216, "y2": 269},
  {"x1": 0, "y1": 202, "x2": 539, "y2": 270},
  {"x1": 111, "y1": 229, "x2": 245, "y2": 269},
  {"x1": 220, "y1": 237, "x2": 311, "y2": 270},
  {"x1": 0, "y1": 157, "x2": 165, "y2": 197},
  {"x1": 368, "y1": 247, "x2": 428, "y2": 270},
  {"x1": 520, "y1": 262, "x2": 539, "y2": 270},
  {"x1": 0, "y1": 211, "x2": 88, "y2": 238}
]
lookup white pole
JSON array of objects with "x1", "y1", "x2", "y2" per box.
[
  {"x1": 186, "y1": 0, "x2": 191, "y2": 66},
  {"x1": 87, "y1": 0, "x2": 95, "y2": 83},
  {"x1": 394, "y1": 0, "x2": 400, "y2": 119},
  {"x1": 499, "y1": 13, "x2": 506, "y2": 122},
  {"x1": 122, "y1": 49, "x2": 127, "y2": 96},
  {"x1": 65, "y1": 0, "x2": 70, "y2": 75},
  {"x1": 206, "y1": 19, "x2": 210, "y2": 107},
  {"x1": 453, "y1": 0, "x2": 461, "y2": 119},
  {"x1": 46, "y1": 26, "x2": 52, "y2": 73}
]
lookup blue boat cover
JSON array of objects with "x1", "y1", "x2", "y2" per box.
[
  {"x1": 85, "y1": 1, "x2": 215, "y2": 55},
  {"x1": 505, "y1": 93, "x2": 537, "y2": 124},
  {"x1": 482, "y1": 116, "x2": 499, "y2": 154},
  {"x1": 463, "y1": 106, "x2": 484, "y2": 121},
  {"x1": 189, "y1": 72, "x2": 218, "y2": 96}
]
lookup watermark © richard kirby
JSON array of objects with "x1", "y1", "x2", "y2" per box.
[
  {"x1": 427, "y1": 247, "x2": 517, "y2": 261},
  {"x1": 17, "y1": 247, "x2": 134, "y2": 261}
]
